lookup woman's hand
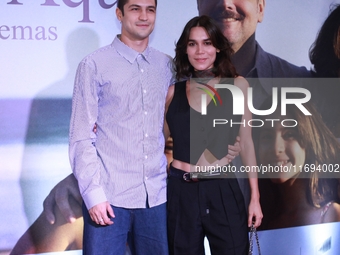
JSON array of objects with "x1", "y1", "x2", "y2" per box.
[{"x1": 248, "y1": 198, "x2": 263, "y2": 228}]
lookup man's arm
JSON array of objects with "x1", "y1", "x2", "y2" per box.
[
  {"x1": 69, "y1": 58, "x2": 115, "y2": 226},
  {"x1": 69, "y1": 58, "x2": 106, "y2": 208}
]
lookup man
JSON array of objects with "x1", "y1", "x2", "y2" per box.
[
  {"x1": 197, "y1": 0, "x2": 310, "y2": 79},
  {"x1": 69, "y1": 0, "x2": 173, "y2": 253},
  {"x1": 197, "y1": 0, "x2": 311, "y2": 206}
]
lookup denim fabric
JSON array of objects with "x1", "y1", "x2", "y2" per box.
[{"x1": 82, "y1": 203, "x2": 168, "y2": 255}]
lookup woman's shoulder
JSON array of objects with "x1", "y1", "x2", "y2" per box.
[{"x1": 167, "y1": 80, "x2": 187, "y2": 96}]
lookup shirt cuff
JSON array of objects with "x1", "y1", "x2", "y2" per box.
[{"x1": 83, "y1": 187, "x2": 107, "y2": 210}]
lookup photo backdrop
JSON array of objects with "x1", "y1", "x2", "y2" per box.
[{"x1": 1, "y1": 0, "x2": 339, "y2": 254}]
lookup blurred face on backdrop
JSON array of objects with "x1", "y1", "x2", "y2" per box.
[
  {"x1": 258, "y1": 111, "x2": 305, "y2": 184},
  {"x1": 186, "y1": 27, "x2": 220, "y2": 71},
  {"x1": 197, "y1": 0, "x2": 265, "y2": 52},
  {"x1": 116, "y1": 0, "x2": 156, "y2": 43}
]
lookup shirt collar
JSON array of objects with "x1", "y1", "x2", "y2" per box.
[{"x1": 112, "y1": 35, "x2": 151, "y2": 64}]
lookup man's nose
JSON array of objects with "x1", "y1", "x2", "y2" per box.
[
  {"x1": 139, "y1": 10, "x2": 147, "y2": 20},
  {"x1": 223, "y1": 0, "x2": 237, "y2": 11}
]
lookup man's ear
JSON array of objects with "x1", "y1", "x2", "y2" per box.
[
  {"x1": 258, "y1": 0, "x2": 265, "y2": 23},
  {"x1": 116, "y1": 7, "x2": 123, "y2": 22}
]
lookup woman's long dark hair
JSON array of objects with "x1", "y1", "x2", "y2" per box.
[
  {"x1": 174, "y1": 15, "x2": 237, "y2": 81},
  {"x1": 309, "y1": 4, "x2": 340, "y2": 77}
]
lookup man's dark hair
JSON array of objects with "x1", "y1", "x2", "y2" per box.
[{"x1": 117, "y1": 0, "x2": 158, "y2": 15}]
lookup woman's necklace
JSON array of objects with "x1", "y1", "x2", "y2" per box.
[{"x1": 192, "y1": 68, "x2": 215, "y2": 78}]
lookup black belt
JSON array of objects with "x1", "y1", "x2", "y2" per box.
[{"x1": 169, "y1": 165, "x2": 228, "y2": 182}]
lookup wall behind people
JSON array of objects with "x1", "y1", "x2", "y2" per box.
[
  {"x1": 1, "y1": 0, "x2": 340, "y2": 254},
  {"x1": 256, "y1": 0, "x2": 339, "y2": 68}
]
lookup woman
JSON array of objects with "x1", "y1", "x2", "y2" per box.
[
  {"x1": 309, "y1": 4, "x2": 340, "y2": 137},
  {"x1": 309, "y1": 4, "x2": 340, "y2": 78},
  {"x1": 164, "y1": 15, "x2": 262, "y2": 255},
  {"x1": 255, "y1": 98, "x2": 340, "y2": 230}
]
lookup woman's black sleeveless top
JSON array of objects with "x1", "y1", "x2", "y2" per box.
[{"x1": 166, "y1": 79, "x2": 242, "y2": 164}]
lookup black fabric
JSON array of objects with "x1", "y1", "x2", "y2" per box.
[
  {"x1": 166, "y1": 81, "x2": 190, "y2": 163},
  {"x1": 168, "y1": 164, "x2": 230, "y2": 181},
  {"x1": 166, "y1": 79, "x2": 242, "y2": 164},
  {"x1": 167, "y1": 164, "x2": 249, "y2": 255}
]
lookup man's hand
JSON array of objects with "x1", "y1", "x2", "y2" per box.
[
  {"x1": 89, "y1": 201, "x2": 115, "y2": 226},
  {"x1": 225, "y1": 136, "x2": 241, "y2": 163},
  {"x1": 43, "y1": 174, "x2": 82, "y2": 224}
]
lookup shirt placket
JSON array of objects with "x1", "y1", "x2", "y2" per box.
[{"x1": 137, "y1": 54, "x2": 150, "y2": 183}]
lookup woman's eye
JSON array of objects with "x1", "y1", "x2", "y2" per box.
[
  {"x1": 282, "y1": 130, "x2": 298, "y2": 140},
  {"x1": 188, "y1": 42, "x2": 195, "y2": 47}
]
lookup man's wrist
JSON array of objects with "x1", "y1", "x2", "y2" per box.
[{"x1": 83, "y1": 187, "x2": 107, "y2": 210}]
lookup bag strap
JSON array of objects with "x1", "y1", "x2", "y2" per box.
[{"x1": 248, "y1": 223, "x2": 261, "y2": 255}]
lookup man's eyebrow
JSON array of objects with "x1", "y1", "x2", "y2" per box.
[
  {"x1": 127, "y1": 4, "x2": 141, "y2": 8},
  {"x1": 127, "y1": 4, "x2": 156, "y2": 9}
]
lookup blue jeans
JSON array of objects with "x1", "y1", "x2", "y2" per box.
[{"x1": 82, "y1": 203, "x2": 168, "y2": 255}]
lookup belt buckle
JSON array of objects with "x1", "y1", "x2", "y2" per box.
[
  {"x1": 183, "y1": 172, "x2": 199, "y2": 182},
  {"x1": 183, "y1": 172, "x2": 191, "y2": 182}
]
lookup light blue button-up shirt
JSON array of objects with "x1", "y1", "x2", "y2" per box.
[{"x1": 69, "y1": 35, "x2": 174, "y2": 210}]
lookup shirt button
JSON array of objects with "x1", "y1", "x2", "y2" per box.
[
  {"x1": 145, "y1": 155, "x2": 148, "y2": 159},
  {"x1": 143, "y1": 89, "x2": 147, "y2": 94},
  {"x1": 201, "y1": 127, "x2": 205, "y2": 131},
  {"x1": 141, "y1": 69, "x2": 144, "y2": 73},
  {"x1": 145, "y1": 176, "x2": 148, "y2": 180},
  {"x1": 145, "y1": 133, "x2": 148, "y2": 137},
  {"x1": 144, "y1": 111, "x2": 148, "y2": 115}
]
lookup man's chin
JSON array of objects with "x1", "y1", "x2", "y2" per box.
[
  {"x1": 222, "y1": 30, "x2": 239, "y2": 45},
  {"x1": 135, "y1": 31, "x2": 153, "y2": 40}
]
